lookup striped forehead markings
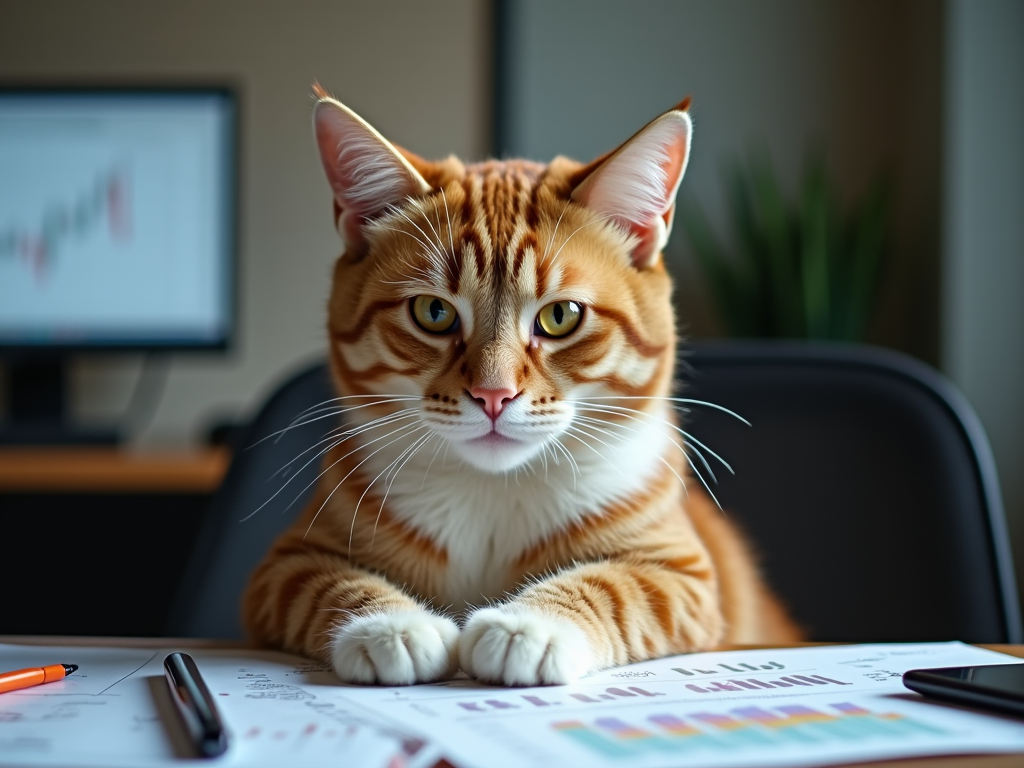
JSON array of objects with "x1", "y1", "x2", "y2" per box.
[
  {"x1": 511, "y1": 231, "x2": 538, "y2": 284},
  {"x1": 456, "y1": 164, "x2": 542, "y2": 286},
  {"x1": 390, "y1": 163, "x2": 556, "y2": 305}
]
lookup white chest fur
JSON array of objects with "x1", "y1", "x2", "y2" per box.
[{"x1": 354, "y1": 409, "x2": 677, "y2": 608}]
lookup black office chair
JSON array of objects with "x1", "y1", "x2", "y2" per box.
[
  {"x1": 168, "y1": 341, "x2": 1021, "y2": 644},
  {"x1": 167, "y1": 359, "x2": 336, "y2": 639}
]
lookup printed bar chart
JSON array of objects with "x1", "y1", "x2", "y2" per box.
[{"x1": 552, "y1": 702, "x2": 950, "y2": 759}]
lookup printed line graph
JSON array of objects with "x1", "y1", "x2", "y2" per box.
[
  {"x1": 0, "y1": 167, "x2": 131, "y2": 279},
  {"x1": 552, "y1": 702, "x2": 949, "y2": 759},
  {"x1": 672, "y1": 660, "x2": 786, "y2": 676},
  {"x1": 456, "y1": 686, "x2": 665, "y2": 712},
  {"x1": 452, "y1": 673, "x2": 852, "y2": 714},
  {"x1": 683, "y1": 673, "x2": 851, "y2": 694}
]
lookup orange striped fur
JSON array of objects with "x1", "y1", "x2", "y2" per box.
[{"x1": 243, "y1": 91, "x2": 800, "y2": 686}]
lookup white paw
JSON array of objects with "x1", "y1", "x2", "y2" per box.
[
  {"x1": 330, "y1": 610, "x2": 459, "y2": 685},
  {"x1": 459, "y1": 606, "x2": 595, "y2": 686}
]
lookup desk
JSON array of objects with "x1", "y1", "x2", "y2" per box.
[
  {"x1": 0, "y1": 448, "x2": 229, "y2": 636},
  {"x1": 2, "y1": 637, "x2": 1023, "y2": 768},
  {"x1": 0, "y1": 447, "x2": 228, "y2": 492}
]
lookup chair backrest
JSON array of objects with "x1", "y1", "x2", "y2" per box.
[
  {"x1": 168, "y1": 342, "x2": 1021, "y2": 643},
  {"x1": 166, "y1": 360, "x2": 335, "y2": 638},
  {"x1": 681, "y1": 341, "x2": 1020, "y2": 643}
]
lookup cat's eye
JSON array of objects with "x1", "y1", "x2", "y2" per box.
[
  {"x1": 535, "y1": 300, "x2": 583, "y2": 338},
  {"x1": 411, "y1": 295, "x2": 459, "y2": 334}
]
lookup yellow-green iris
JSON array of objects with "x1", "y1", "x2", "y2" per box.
[
  {"x1": 411, "y1": 295, "x2": 458, "y2": 333},
  {"x1": 536, "y1": 300, "x2": 583, "y2": 338}
]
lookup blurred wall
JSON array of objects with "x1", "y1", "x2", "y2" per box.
[
  {"x1": 0, "y1": 0, "x2": 491, "y2": 447},
  {"x1": 943, "y1": 0, "x2": 1024, "y2": 581},
  {"x1": 499, "y1": 0, "x2": 943, "y2": 362}
]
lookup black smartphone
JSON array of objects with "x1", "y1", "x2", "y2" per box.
[{"x1": 903, "y1": 663, "x2": 1024, "y2": 718}]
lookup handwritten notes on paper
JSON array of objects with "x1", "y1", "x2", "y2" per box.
[{"x1": 0, "y1": 645, "x2": 439, "y2": 768}]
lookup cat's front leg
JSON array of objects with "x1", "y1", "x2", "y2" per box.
[
  {"x1": 244, "y1": 539, "x2": 458, "y2": 685},
  {"x1": 459, "y1": 557, "x2": 723, "y2": 686}
]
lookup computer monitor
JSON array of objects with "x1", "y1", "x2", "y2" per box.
[{"x1": 0, "y1": 84, "x2": 238, "y2": 443}]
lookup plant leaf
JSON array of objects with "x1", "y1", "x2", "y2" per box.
[{"x1": 750, "y1": 153, "x2": 801, "y2": 336}]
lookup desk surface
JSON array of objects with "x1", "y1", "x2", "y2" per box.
[
  {"x1": 2, "y1": 637, "x2": 1023, "y2": 768},
  {"x1": 0, "y1": 447, "x2": 229, "y2": 492}
]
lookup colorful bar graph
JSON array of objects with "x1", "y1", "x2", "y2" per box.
[
  {"x1": 552, "y1": 720, "x2": 634, "y2": 758},
  {"x1": 551, "y1": 702, "x2": 951, "y2": 759}
]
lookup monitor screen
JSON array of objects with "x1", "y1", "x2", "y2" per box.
[{"x1": 0, "y1": 86, "x2": 237, "y2": 350}]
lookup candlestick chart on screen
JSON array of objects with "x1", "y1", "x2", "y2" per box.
[{"x1": 0, "y1": 166, "x2": 131, "y2": 281}]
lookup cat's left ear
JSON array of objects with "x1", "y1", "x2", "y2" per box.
[
  {"x1": 312, "y1": 86, "x2": 432, "y2": 257},
  {"x1": 571, "y1": 99, "x2": 692, "y2": 269}
]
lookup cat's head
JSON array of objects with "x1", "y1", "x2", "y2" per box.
[{"x1": 313, "y1": 86, "x2": 691, "y2": 475}]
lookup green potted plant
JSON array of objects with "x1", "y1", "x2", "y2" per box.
[{"x1": 681, "y1": 154, "x2": 890, "y2": 341}]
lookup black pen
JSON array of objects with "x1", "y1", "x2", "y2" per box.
[{"x1": 163, "y1": 652, "x2": 229, "y2": 758}]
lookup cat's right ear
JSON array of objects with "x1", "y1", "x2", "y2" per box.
[
  {"x1": 570, "y1": 99, "x2": 692, "y2": 269},
  {"x1": 313, "y1": 89, "x2": 432, "y2": 257}
]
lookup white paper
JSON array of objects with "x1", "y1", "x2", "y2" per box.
[
  {"x1": 0, "y1": 645, "x2": 440, "y2": 768},
  {"x1": 3, "y1": 642, "x2": 1024, "y2": 768},
  {"x1": 335, "y1": 642, "x2": 1024, "y2": 768}
]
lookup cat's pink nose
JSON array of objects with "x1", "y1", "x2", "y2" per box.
[{"x1": 468, "y1": 387, "x2": 518, "y2": 421}]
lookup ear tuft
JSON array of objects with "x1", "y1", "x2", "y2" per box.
[
  {"x1": 313, "y1": 94, "x2": 431, "y2": 256},
  {"x1": 571, "y1": 104, "x2": 692, "y2": 269}
]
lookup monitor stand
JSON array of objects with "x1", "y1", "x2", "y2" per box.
[{"x1": 0, "y1": 358, "x2": 119, "y2": 445}]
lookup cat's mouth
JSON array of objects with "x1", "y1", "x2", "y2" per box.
[
  {"x1": 448, "y1": 427, "x2": 545, "y2": 473},
  {"x1": 433, "y1": 402, "x2": 567, "y2": 473},
  {"x1": 468, "y1": 432, "x2": 520, "y2": 447}
]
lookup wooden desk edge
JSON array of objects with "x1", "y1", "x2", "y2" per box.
[
  {"x1": 0, "y1": 447, "x2": 229, "y2": 492},
  {"x1": 6, "y1": 638, "x2": 1019, "y2": 653},
  {"x1": 1, "y1": 638, "x2": 1022, "y2": 768},
  {"x1": 0, "y1": 635, "x2": 250, "y2": 649}
]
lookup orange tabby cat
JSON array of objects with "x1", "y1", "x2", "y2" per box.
[{"x1": 243, "y1": 86, "x2": 799, "y2": 686}]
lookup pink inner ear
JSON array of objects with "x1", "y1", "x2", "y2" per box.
[
  {"x1": 313, "y1": 99, "x2": 430, "y2": 248},
  {"x1": 656, "y1": 142, "x2": 687, "y2": 234},
  {"x1": 659, "y1": 140, "x2": 688, "y2": 219},
  {"x1": 571, "y1": 110, "x2": 691, "y2": 267}
]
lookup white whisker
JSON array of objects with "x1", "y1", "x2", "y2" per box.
[
  {"x1": 304, "y1": 422, "x2": 429, "y2": 545},
  {"x1": 573, "y1": 403, "x2": 734, "y2": 475},
  {"x1": 576, "y1": 409, "x2": 721, "y2": 484},
  {"x1": 273, "y1": 410, "x2": 420, "y2": 481},
  {"x1": 564, "y1": 425, "x2": 625, "y2": 477},
  {"x1": 287, "y1": 393, "x2": 417, "y2": 423},
  {"x1": 370, "y1": 430, "x2": 435, "y2": 549},
  {"x1": 572, "y1": 405, "x2": 722, "y2": 507},
  {"x1": 549, "y1": 437, "x2": 579, "y2": 489},
  {"x1": 254, "y1": 397, "x2": 422, "y2": 446},
  {"x1": 574, "y1": 405, "x2": 715, "y2": 486},
  {"x1": 541, "y1": 200, "x2": 571, "y2": 262},
  {"x1": 377, "y1": 223, "x2": 436, "y2": 260},
  {"x1": 440, "y1": 188, "x2": 455, "y2": 257},
  {"x1": 547, "y1": 212, "x2": 617, "y2": 265},
  {"x1": 395, "y1": 208, "x2": 447, "y2": 265},
  {"x1": 568, "y1": 395, "x2": 751, "y2": 426},
  {"x1": 244, "y1": 417, "x2": 423, "y2": 524}
]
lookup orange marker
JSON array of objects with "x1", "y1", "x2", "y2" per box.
[{"x1": 0, "y1": 663, "x2": 78, "y2": 694}]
